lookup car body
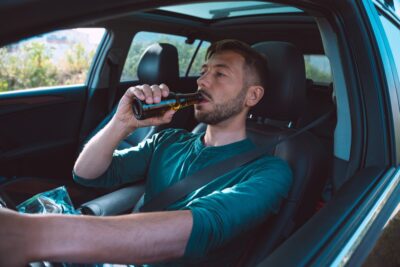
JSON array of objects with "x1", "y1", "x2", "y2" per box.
[{"x1": 0, "y1": 0, "x2": 399, "y2": 266}]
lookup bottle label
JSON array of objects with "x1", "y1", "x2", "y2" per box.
[{"x1": 142, "y1": 99, "x2": 177, "y2": 111}]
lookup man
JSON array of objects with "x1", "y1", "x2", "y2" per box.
[{"x1": 0, "y1": 39, "x2": 292, "y2": 266}]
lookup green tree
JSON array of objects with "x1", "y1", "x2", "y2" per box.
[
  {"x1": 0, "y1": 40, "x2": 96, "y2": 92},
  {"x1": 121, "y1": 42, "x2": 147, "y2": 81},
  {"x1": 189, "y1": 44, "x2": 208, "y2": 76},
  {"x1": 22, "y1": 42, "x2": 57, "y2": 88},
  {"x1": 59, "y1": 43, "x2": 94, "y2": 85},
  {"x1": 0, "y1": 42, "x2": 57, "y2": 91},
  {"x1": 304, "y1": 56, "x2": 331, "y2": 83}
]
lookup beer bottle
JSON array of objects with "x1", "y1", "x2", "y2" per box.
[{"x1": 132, "y1": 92, "x2": 203, "y2": 120}]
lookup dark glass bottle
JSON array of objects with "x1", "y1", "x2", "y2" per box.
[{"x1": 132, "y1": 92, "x2": 203, "y2": 120}]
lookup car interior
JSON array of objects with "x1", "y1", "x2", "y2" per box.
[{"x1": 0, "y1": 1, "x2": 370, "y2": 266}]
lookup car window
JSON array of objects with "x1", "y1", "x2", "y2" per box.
[
  {"x1": 0, "y1": 28, "x2": 105, "y2": 93},
  {"x1": 304, "y1": 54, "x2": 332, "y2": 84},
  {"x1": 120, "y1": 31, "x2": 210, "y2": 81},
  {"x1": 188, "y1": 41, "x2": 210, "y2": 76},
  {"x1": 378, "y1": 12, "x2": 400, "y2": 85}
]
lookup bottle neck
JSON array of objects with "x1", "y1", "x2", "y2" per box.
[{"x1": 175, "y1": 92, "x2": 203, "y2": 102}]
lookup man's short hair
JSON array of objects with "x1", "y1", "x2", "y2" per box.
[{"x1": 206, "y1": 39, "x2": 269, "y2": 91}]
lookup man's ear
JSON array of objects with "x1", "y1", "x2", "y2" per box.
[{"x1": 245, "y1": 85, "x2": 264, "y2": 107}]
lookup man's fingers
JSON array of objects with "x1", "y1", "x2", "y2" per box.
[
  {"x1": 159, "y1": 109, "x2": 176, "y2": 124},
  {"x1": 147, "y1": 110, "x2": 176, "y2": 126},
  {"x1": 151, "y1": 85, "x2": 162, "y2": 103},
  {"x1": 141, "y1": 84, "x2": 153, "y2": 104},
  {"x1": 128, "y1": 87, "x2": 145, "y2": 101},
  {"x1": 160, "y1": 83, "x2": 170, "y2": 97},
  {"x1": 120, "y1": 84, "x2": 173, "y2": 129},
  {"x1": 127, "y1": 84, "x2": 170, "y2": 104}
]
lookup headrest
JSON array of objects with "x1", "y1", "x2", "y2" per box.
[
  {"x1": 251, "y1": 41, "x2": 306, "y2": 122},
  {"x1": 137, "y1": 43, "x2": 179, "y2": 86}
]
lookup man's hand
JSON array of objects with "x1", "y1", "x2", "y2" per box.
[
  {"x1": 113, "y1": 83, "x2": 176, "y2": 135},
  {"x1": 74, "y1": 83, "x2": 176, "y2": 179}
]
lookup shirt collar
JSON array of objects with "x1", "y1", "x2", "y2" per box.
[{"x1": 194, "y1": 132, "x2": 254, "y2": 154}]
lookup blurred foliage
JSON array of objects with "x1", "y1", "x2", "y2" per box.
[
  {"x1": 61, "y1": 43, "x2": 95, "y2": 85},
  {"x1": 304, "y1": 56, "x2": 332, "y2": 83},
  {"x1": 0, "y1": 42, "x2": 57, "y2": 92},
  {"x1": 0, "y1": 41, "x2": 95, "y2": 92}
]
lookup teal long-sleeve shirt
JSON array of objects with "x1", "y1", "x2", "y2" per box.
[{"x1": 73, "y1": 128, "x2": 293, "y2": 266}]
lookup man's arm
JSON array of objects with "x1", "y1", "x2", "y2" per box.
[
  {"x1": 0, "y1": 208, "x2": 193, "y2": 266},
  {"x1": 73, "y1": 117, "x2": 134, "y2": 179},
  {"x1": 73, "y1": 84, "x2": 175, "y2": 179}
]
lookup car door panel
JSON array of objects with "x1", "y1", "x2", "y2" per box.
[
  {"x1": 256, "y1": 166, "x2": 396, "y2": 266},
  {"x1": 0, "y1": 85, "x2": 86, "y2": 181}
]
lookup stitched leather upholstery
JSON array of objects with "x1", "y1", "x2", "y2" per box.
[
  {"x1": 138, "y1": 43, "x2": 179, "y2": 87},
  {"x1": 251, "y1": 41, "x2": 306, "y2": 122}
]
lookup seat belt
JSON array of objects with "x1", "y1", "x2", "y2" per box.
[
  {"x1": 106, "y1": 49, "x2": 121, "y2": 113},
  {"x1": 140, "y1": 109, "x2": 334, "y2": 212}
]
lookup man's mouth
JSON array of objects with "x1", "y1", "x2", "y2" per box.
[{"x1": 198, "y1": 90, "x2": 212, "y2": 102}]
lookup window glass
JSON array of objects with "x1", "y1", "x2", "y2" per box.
[
  {"x1": 396, "y1": 0, "x2": 400, "y2": 17},
  {"x1": 379, "y1": 14, "x2": 400, "y2": 84},
  {"x1": 121, "y1": 32, "x2": 209, "y2": 81},
  {"x1": 0, "y1": 28, "x2": 105, "y2": 93},
  {"x1": 304, "y1": 55, "x2": 332, "y2": 84},
  {"x1": 158, "y1": 1, "x2": 302, "y2": 20},
  {"x1": 188, "y1": 41, "x2": 210, "y2": 76}
]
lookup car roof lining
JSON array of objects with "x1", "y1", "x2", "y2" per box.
[{"x1": 95, "y1": 10, "x2": 325, "y2": 54}]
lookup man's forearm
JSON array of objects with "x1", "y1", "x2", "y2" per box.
[
  {"x1": 73, "y1": 119, "x2": 135, "y2": 179},
  {"x1": 26, "y1": 210, "x2": 193, "y2": 265}
]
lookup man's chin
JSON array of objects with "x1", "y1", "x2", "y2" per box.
[
  {"x1": 195, "y1": 112, "x2": 221, "y2": 125},
  {"x1": 194, "y1": 111, "x2": 210, "y2": 124}
]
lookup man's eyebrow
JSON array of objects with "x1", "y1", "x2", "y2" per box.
[
  {"x1": 214, "y1": 63, "x2": 231, "y2": 70},
  {"x1": 201, "y1": 63, "x2": 231, "y2": 70}
]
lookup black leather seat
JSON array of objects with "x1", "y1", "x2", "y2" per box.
[
  {"x1": 193, "y1": 41, "x2": 329, "y2": 265},
  {"x1": 244, "y1": 42, "x2": 329, "y2": 265}
]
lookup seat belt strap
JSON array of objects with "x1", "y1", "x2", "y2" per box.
[
  {"x1": 140, "y1": 109, "x2": 334, "y2": 212},
  {"x1": 106, "y1": 50, "x2": 121, "y2": 113}
]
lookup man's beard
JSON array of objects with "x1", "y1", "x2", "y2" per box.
[{"x1": 195, "y1": 87, "x2": 247, "y2": 125}]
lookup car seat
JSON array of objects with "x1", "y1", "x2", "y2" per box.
[
  {"x1": 246, "y1": 41, "x2": 329, "y2": 265},
  {"x1": 192, "y1": 41, "x2": 329, "y2": 265}
]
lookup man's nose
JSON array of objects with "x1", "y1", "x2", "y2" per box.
[{"x1": 197, "y1": 72, "x2": 210, "y2": 88}]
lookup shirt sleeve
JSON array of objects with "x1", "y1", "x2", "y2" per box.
[
  {"x1": 73, "y1": 131, "x2": 160, "y2": 188},
  {"x1": 183, "y1": 157, "x2": 293, "y2": 259}
]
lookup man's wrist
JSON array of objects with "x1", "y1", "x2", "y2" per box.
[{"x1": 108, "y1": 118, "x2": 137, "y2": 140}]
